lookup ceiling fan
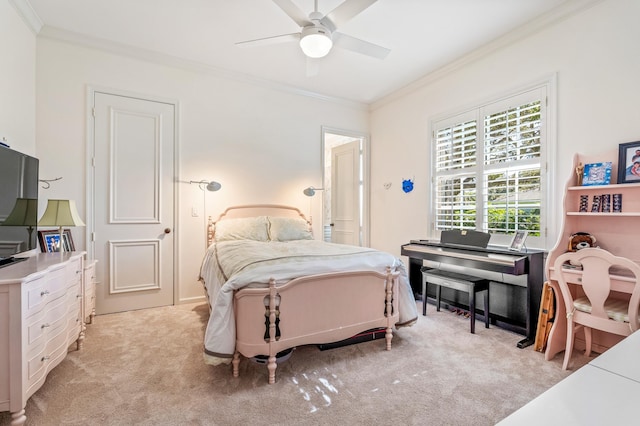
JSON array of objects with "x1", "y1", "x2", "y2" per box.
[{"x1": 236, "y1": 0, "x2": 390, "y2": 61}]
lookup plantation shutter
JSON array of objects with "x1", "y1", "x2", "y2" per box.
[
  {"x1": 432, "y1": 87, "x2": 546, "y2": 244},
  {"x1": 434, "y1": 114, "x2": 479, "y2": 230}
]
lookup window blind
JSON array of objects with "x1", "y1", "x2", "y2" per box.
[{"x1": 432, "y1": 87, "x2": 546, "y2": 242}]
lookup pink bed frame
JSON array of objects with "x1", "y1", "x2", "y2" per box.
[{"x1": 206, "y1": 205, "x2": 400, "y2": 384}]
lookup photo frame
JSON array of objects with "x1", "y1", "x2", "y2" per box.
[
  {"x1": 582, "y1": 162, "x2": 612, "y2": 186},
  {"x1": 509, "y1": 230, "x2": 528, "y2": 251},
  {"x1": 617, "y1": 141, "x2": 640, "y2": 184},
  {"x1": 38, "y1": 229, "x2": 75, "y2": 253}
]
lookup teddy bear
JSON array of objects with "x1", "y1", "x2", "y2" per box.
[{"x1": 567, "y1": 232, "x2": 597, "y2": 252}]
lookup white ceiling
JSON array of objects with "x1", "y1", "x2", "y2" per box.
[{"x1": 24, "y1": 0, "x2": 588, "y2": 105}]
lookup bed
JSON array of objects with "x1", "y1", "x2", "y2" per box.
[{"x1": 199, "y1": 204, "x2": 418, "y2": 383}]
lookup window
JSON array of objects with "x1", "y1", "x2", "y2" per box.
[{"x1": 431, "y1": 86, "x2": 548, "y2": 247}]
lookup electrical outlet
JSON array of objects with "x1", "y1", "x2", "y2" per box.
[{"x1": 191, "y1": 207, "x2": 199, "y2": 217}]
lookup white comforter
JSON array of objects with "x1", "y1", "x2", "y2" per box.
[{"x1": 199, "y1": 239, "x2": 418, "y2": 365}]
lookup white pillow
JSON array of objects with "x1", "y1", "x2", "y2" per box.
[
  {"x1": 268, "y1": 216, "x2": 313, "y2": 241},
  {"x1": 214, "y1": 216, "x2": 269, "y2": 241}
]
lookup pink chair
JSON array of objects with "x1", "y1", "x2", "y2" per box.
[{"x1": 553, "y1": 248, "x2": 640, "y2": 370}]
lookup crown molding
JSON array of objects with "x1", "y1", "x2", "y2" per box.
[
  {"x1": 16, "y1": 0, "x2": 602, "y2": 111},
  {"x1": 35, "y1": 25, "x2": 368, "y2": 112},
  {"x1": 9, "y1": 0, "x2": 43, "y2": 34},
  {"x1": 370, "y1": 0, "x2": 605, "y2": 111}
]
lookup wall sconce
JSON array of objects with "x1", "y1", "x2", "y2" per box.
[
  {"x1": 190, "y1": 180, "x2": 222, "y2": 192},
  {"x1": 303, "y1": 186, "x2": 324, "y2": 197}
]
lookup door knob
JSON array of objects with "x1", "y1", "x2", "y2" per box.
[{"x1": 164, "y1": 228, "x2": 171, "y2": 234}]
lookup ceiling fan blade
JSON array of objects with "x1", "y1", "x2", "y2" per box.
[
  {"x1": 333, "y1": 32, "x2": 390, "y2": 59},
  {"x1": 236, "y1": 33, "x2": 301, "y2": 48},
  {"x1": 306, "y1": 57, "x2": 320, "y2": 77},
  {"x1": 321, "y1": 0, "x2": 377, "y2": 31},
  {"x1": 273, "y1": 0, "x2": 313, "y2": 27}
]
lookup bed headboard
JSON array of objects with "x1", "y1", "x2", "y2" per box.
[{"x1": 207, "y1": 204, "x2": 311, "y2": 247}]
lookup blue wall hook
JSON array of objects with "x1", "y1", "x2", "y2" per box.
[{"x1": 402, "y1": 178, "x2": 414, "y2": 193}]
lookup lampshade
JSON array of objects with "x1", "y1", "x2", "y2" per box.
[
  {"x1": 299, "y1": 26, "x2": 333, "y2": 58},
  {"x1": 303, "y1": 186, "x2": 324, "y2": 197},
  {"x1": 38, "y1": 199, "x2": 85, "y2": 227},
  {"x1": 2, "y1": 198, "x2": 38, "y2": 226}
]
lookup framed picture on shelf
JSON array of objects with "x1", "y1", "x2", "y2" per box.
[
  {"x1": 509, "y1": 230, "x2": 528, "y2": 251},
  {"x1": 582, "y1": 162, "x2": 612, "y2": 186},
  {"x1": 617, "y1": 141, "x2": 640, "y2": 184},
  {"x1": 38, "y1": 229, "x2": 75, "y2": 252}
]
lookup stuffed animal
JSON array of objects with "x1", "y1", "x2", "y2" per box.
[{"x1": 568, "y1": 232, "x2": 597, "y2": 252}]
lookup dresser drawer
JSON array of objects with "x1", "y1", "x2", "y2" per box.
[
  {"x1": 66, "y1": 280, "x2": 83, "y2": 307},
  {"x1": 25, "y1": 327, "x2": 69, "y2": 396},
  {"x1": 24, "y1": 267, "x2": 66, "y2": 318},
  {"x1": 67, "y1": 296, "x2": 82, "y2": 328},
  {"x1": 25, "y1": 296, "x2": 69, "y2": 351},
  {"x1": 66, "y1": 257, "x2": 83, "y2": 288}
]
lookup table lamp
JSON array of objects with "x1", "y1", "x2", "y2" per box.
[
  {"x1": 1, "y1": 198, "x2": 39, "y2": 250},
  {"x1": 38, "y1": 199, "x2": 85, "y2": 252}
]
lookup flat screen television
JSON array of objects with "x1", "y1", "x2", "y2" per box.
[{"x1": 0, "y1": 146, "x2": 39, "y2": 267}]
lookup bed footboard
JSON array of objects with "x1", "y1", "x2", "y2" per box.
[{"x1": 232, "y1": 267, "x2": 400, "y2": 384}]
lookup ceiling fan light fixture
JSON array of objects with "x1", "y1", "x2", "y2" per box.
[{"x1": 299, "y1": 25, "x2": 333, "y2": 58}]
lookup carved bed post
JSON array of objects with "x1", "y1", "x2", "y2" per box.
[
  {"x1": 267, "y1": 278, "x2": 278, "y2": 384},
  {"x1": 385, "y1": 266, "x2": 394, "y2": 351},
  {"x1": 232, "y1": 352, "x2": 240, "y2": 377},
  {"x1": 207, "y1": 216, "x2": 214, "y2": 247}
]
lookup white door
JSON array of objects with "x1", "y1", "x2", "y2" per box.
[
  {"x1": 92, "y1": 92, "x2": 176, "y2": 315},
  {"x1": 331, "y1": 140, "x2": 361, "y2": 245}
]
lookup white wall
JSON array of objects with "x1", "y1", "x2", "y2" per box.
[
  {"x1": 35, "y1": 38, "x2": 369, "y2": 303},
  {"x1": 15, "y1": 0, "x2": 639, "y2": 304},
  {"x1": 0, "y1": 0, "x2": 36, "y2": 155},
  {"x1": 369, "y1": 0, "x2": 640, "y2": 257}
]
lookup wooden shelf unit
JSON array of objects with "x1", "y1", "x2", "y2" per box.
[{"x1": 544, "y1": 151, "x2": 640, "y2": 361}]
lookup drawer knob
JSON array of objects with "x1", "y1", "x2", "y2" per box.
[
  {"x1": 41, "y1": 323, "x2": 50, "y2": 329},
  {"x1": 41, "y1": 356, "x2": 50, "y2": 362},
  {"x1": 40, "y1": 290, "x2": 50, "y2": 297}
]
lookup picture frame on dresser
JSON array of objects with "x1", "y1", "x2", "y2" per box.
[
  {"x1": 617, "y1": 141, "x2": 640, "y2": 184},
  {"x1": 38, "y1": 229, "x2": 75, "y2": 252}
]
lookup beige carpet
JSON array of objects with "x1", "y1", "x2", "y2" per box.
[{"x1": 1, "y1": 301, "x2": 589, "y2": 426}]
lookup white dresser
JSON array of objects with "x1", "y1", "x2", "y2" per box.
[{"x1": 0, "y1": 252, "x2": 86, "y2": 426}]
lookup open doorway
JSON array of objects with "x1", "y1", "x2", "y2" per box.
[{"x1": 321, "y1": 127, "x2": 370, "y2": 247}]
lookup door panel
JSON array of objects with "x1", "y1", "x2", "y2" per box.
[
  {"x1": 109, "y1": 240, "x2": 160, "y2": 293},
  {"x1": 93, "y1": 92, "x2": 175, "y2": 315},
  {"x1": 331, "y1": 140, "x2": 360, "y2": 245}
]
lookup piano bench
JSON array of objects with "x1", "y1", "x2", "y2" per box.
[{"x1": 421, "y1": 267, "x2": 490, "y2": 334}]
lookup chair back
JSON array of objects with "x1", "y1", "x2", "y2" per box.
[{"x1": 554, "y1": 248, "x2": 640, "y2": 332}]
